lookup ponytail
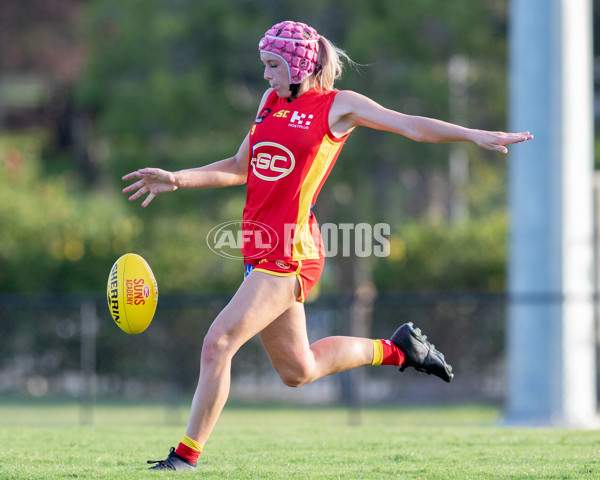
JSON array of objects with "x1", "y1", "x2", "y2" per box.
[{"x1": 310, "y1": 35, "x2": 357, "y2": 91}]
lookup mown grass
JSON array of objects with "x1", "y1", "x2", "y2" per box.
[{"x1": 0, "y1": 400, "x2": 598, "y2": 479}]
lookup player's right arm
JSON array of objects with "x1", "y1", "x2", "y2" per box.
[
  {"x1": 122, "y1": 138, "x2": 248, "y2": 207},
  {"x1": 122, "y1": 89, "x2": 272, "y2": 207}
]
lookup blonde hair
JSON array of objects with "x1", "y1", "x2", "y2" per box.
[{"x1": 308, "y1": 35, "x2": 357, "y2": 91}]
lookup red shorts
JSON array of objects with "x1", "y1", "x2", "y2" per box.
[{"x1": 244, "y1": 257, "x2": 325, "y2": 302}]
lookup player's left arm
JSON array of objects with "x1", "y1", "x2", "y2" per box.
[{"x1": 329, "y1": 90, "x2": 533, "y2": 154}]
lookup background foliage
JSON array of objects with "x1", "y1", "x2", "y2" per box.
[{"x1": 0, "y1": 0, "x2": 516, "y2": 295}]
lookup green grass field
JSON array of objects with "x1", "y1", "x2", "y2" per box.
[{"x1": 0, "y1": 400, "x2": 598, "y2": 479}]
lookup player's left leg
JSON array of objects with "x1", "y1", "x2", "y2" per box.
[{"x1": 148, "y1": 271, "x2": 299, "y2": 471}]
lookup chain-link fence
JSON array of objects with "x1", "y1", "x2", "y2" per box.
[{"x1": 0, "y1": 292, "x2": 518, "y2": 408}]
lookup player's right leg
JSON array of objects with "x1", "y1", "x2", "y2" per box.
[
  {"x1": 388, "y1": 322, "x2": 454, "y2": 383},
  {"x1": 259, "y1": 301, "x2": 375, "y2": 386},
  {"x1": 260, "y1": 302, "x2": 453, "y2": 386}
]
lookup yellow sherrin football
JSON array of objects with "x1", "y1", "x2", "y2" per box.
[{"x1": 106, "y1": 253, "x2": 158, "y2": 334}]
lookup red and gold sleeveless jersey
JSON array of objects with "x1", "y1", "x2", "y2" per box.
[{"x1": 242, "y1": 88, "x2": 349, "y2": 261}]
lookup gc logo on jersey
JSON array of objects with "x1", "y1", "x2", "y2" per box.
[{"x1": 250, "y1": 142, "x2": 295, "y2": 181}]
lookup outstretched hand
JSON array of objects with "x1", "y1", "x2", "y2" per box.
[
  {"x1": 122, "y1": 168, "x2": 178, "y2": 207},
  {"x1": 473, "y1": 130, "x2": 533, "y2": 154}
]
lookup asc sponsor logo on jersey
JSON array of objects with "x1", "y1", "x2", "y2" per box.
[{"x1": 250, "y1": 141, "x2": 295, "y2": 181}]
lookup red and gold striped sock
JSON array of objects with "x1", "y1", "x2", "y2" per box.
[
  {"x1": 371, "y1": 339, "x2": 405, "y2": 366},
  {"x1": 174, "y1": 434, "x2": 203, "y2": 465}
]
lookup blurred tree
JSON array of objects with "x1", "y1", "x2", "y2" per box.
[
  {"x1": 378, "y1": 213, "x2": 508, "y2": 292},
  {"x1": 0, "y1": 0, "x2": 85, "y2": 83},
  {"x1": 76, "y1": 0, "x2": 269, "y2": 198},
  {"x1": 0, "y1": 133, "x2": 140, "y2": 292},
  {"x1": 0, "y1": 0, "x2": 516, "y2": 294},
  {"x1": 0, "y1": 0, "x2": 89, "y2": 177},
  {"x1": 73, "y1": 0, "x2": 511, "y2": 295}
]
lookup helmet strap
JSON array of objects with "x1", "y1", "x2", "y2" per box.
[{"x1": 288, "y1": 83, "x2": 301, "y2": 102}]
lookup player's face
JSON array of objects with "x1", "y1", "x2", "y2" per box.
[{"x1": 260, "y1": 52, "x2": 291, "y2": 98}]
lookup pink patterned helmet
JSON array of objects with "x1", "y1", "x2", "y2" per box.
[{"x1": 258, "y1": 21, "x2": 320, "y2": 85}]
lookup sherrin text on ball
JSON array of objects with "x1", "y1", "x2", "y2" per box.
[{"x1": 106, "y1": 253, "x2": 158, "y2": 334}]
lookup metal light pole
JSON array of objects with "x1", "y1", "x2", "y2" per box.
[{"x1": 507, "y1": 0, "x2": 597, "y2": 426}]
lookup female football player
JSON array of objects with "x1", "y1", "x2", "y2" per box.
[{"x1": 123, "y1": 21, "x2": 532, "y2": 471}]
